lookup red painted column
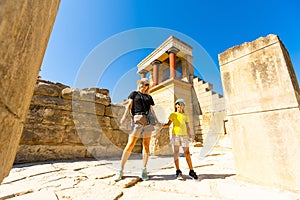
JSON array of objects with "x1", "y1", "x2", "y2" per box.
[
  {"x1": 151, "y1": 60, "x2": 161, "y2": 86},
  {"x1": 141, "y1": 73, "x2": 146, "y2": 78},
  {"x1": 139, "y1": 70, "x2": 147, "y2": 78},
  {"x1": 167, "y1": 47, "x2": 179, "y2": 79},
  {"x1": 169, "y1": 53, "x2": 176, "y2": 78}
]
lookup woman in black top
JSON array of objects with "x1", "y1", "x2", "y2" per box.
[{"x1": 114, "y1": 78, "x2": 159, "y2": 181}]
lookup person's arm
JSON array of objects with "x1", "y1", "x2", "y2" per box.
[
  {"x1": 120, "y1": 99, "x2": 133, "y2": 125},
  {"x1": 186, "y1": 122, "x2": 196, "y2": 142},
  {"x1": 162, "y1": 120, "x2": 172, "y2": 128}
]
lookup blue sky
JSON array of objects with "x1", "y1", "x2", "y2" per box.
[{"x1": 41, "y1": 0, "x2": 300, "y2": 103}]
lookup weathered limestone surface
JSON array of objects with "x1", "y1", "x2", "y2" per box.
[
  {"x1": 16, "y1": 80, "x2": 141, "y2": 163},
  {"x1": 150, "y1": 78, "x2": 195, "y2": 155},
  {"x1": 1, "y1": 146, "x2": 300, "y2": 200},
  {"x1": 219, "y1": 34, "x2": 300, "y2": 191},
  {"x1": 193, "y1": 77, "x2": 226, "y2": 144},
  {"x1": 0, "y1": 0, "x2": 60, "y2": 183},
  {"x1": 219, "y1": 34, "x2": 300, "y2": 115}
]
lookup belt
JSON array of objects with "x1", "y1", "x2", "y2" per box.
[{"x1": 134, "y1": 112, "x2": 147, "y2": 115}]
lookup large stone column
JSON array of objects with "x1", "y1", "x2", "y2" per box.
[
  {"x1": 219, "y1": 34, "x2": 300, "y2": 191},
  {"x1": 0, "y1": 0, "x2": 60, "y2": 183},
  {"x1": 167, "y1": 47, "x2": 179, "y2": 79},
  {"x1": 151, "y1": 60, "x2": 161, "y2": 86},
  {"x1": 138, "y1": 69, "x2": 148, "y2": 79}
]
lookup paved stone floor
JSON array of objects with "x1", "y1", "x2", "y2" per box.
[{"x1": 0, "y1": 144, "x2": 300, "y2": 200}]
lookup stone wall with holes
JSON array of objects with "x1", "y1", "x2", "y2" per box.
[
  {"x1": 0, "y1": 0, "x2": 60, "y2": 183},
  {"x1": 15, "y1": 79, "x2": 141, "y2": 163}
]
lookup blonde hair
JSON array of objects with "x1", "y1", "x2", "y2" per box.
[{"x1": 136, "y1": 83, "x2": 151, "y2": 94}]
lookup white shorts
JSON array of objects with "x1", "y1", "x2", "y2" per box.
[{"x1": 171, "y1": 135, "x2": 190, "y2": 147}]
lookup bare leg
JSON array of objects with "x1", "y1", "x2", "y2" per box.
[
  {"x1": 142, "y1": 131, "x2": 151, "y2": 168},
  {"x1": 173, "y1": 145, "x2": 180, "y2": 170},
  {"x1": 120, "y1": 130, "x2": 140, "y2": 169},
  {"x1": 183, "y1": 147, "x2": 193, "y2": 170}
]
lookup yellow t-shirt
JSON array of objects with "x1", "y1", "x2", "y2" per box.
[{"x1": 168, "y1": 112, "x2": 190, "y2": 136}]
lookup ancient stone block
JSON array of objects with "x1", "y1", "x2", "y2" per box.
[
  {"x1": 109, "y1": 118, "x2": 117, "y2": 130},
  {"x1": 72, "y1": 112, "x2": 100, "y2": 128},
  {"x1": 61, "y1": 87, "x2": 74, "y2": 100},
  {"x1": 31, "y1": 96, "x2": 72, "y2": 111},
  {"x1": 150, "y1": 128, "x2": 172, "y2": 156},
  {"x1": 227, "y1": 108, "x2": 300, "y2": 190},
  {"x1": 0, "y1": 0, "x2": 60, "y2": 183},
  {"x1": 20, "y1": 124, "x2": 65, "y2": 145},
  {"x1": 34, "y1": 81, "x2": 62, "y2": 97},
  {"x1": 219, "y1": 34, "x2": 300, "y2": 115},
  {"x1": 86, "y1": 145, "x2": 110, "y2": 159},
  {"x1": 72, "y1": 101, "x2": 105, "y2": 116},
  {"x1": 219, "y1": 34, "x2": 300, "y2": 191},
  {"x1": 63, "y1": 126, "x2": 83, "y2": 145},
  {"x1": 0, "y1": 107, "x2": 23, "y2": 183},
  {"x1": 14, "y1": 145, "x2": 87, "y2": 164},
  {"x1": 62, "y1": 88, "x2": 111, "y2": 106},
  {"x1": 75, "y1": 127, "x2": 102, "y2": 146},
  {"x1": 42, "y1": 108, "x2": 74, "y2": 126}
]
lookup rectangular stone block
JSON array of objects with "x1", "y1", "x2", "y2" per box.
[
  {"x1": 0, "y1": 0, "x2": 60, "y2": 183},
  {"x1": 72, "y1": 100, "x2": 105, "y2": 116},
  {"x1": 0, "y1": 107, "x2": 23, "y2": 182},
  {"x1": 227, "y1": 108, "x2": 300, "y2": 191},
  {"x1": 31, "y1": 96, "x2": 72, "y2": 111},
  {"x1": 42, "y1": 109, "x2": 74, "y2": 126},
  {"x1": 75, "y1": 127, "x2": 102, "y2": 146},
  {"x1": 86, "y1": 145, "x2": 110, "y2": 159},
  {"x1": 20, "y1": 124, "x2": 65, "y2": 145},
  {"x1": 0, "y1": 0, "x2": 60, "y2": 120},
  {"x1": 62, "y1": 126, "x2": 83, "y2": 145},
  {"x1": 14, "y1": 145, "x2": 87, "y2": 163},
  {"x1": 219, "y1": 34, "x2": 300, "y2": 115}
]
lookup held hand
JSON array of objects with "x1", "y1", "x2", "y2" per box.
[
  {"x1": 161, "y1": 123, "x2": 170, "y2": 128},
  {"x1": 190, "y1": 138, "x2": 197, "y2": 143}
]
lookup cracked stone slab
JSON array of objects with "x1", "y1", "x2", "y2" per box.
[
  {"x1": 120, "y1": 185, "x2": 216, "y2": 200},
  {"x1": 2, "y1": 163, "x2": 59, "y2": 184},
  {"x1": 7, "y1": 191, "x2": 58, "y2": 200},
  {"x1": 0, "y1": 184, "x2": 33, "y2": 200},
  {"x1": 55, "y1": 182, "x2": 123, "y2": 200},
  {"x1": 109, "y1": 176, "x2": 141, "y2": 188},
  {"x1": 75, "y1": 165, "x2": 115, "y2": 180}
]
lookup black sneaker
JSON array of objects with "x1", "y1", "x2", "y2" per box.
[
  {"x1": 189, "y1": 170, "x2": 198, "y2": 180},
  {"x1": 176, "y1": 169, "x2": 184, "y2": 180}
]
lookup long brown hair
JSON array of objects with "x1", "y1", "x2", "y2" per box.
[{"x1": 175, "y1": 102, "x2": 185, "y2": 113}]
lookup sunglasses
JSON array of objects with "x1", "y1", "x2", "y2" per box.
[{"x1": 140, "y1": 81, "x2": 149, "y2": 86}]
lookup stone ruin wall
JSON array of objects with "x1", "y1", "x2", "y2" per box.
[
  {"x1": 16, "y1": 78, "x2": 226, "y2": 163},
  {"x1": 15, "y1": 80, "x2": 142, "y2": 163}
]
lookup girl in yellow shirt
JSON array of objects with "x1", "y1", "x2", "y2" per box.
[{"x1": 163, "y1": 98, "x2": 198, "y2": 180}]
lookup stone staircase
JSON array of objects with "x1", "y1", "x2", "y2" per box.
[{"x1": 192, "y1": 77, "x2": 226, "y2": 144}]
